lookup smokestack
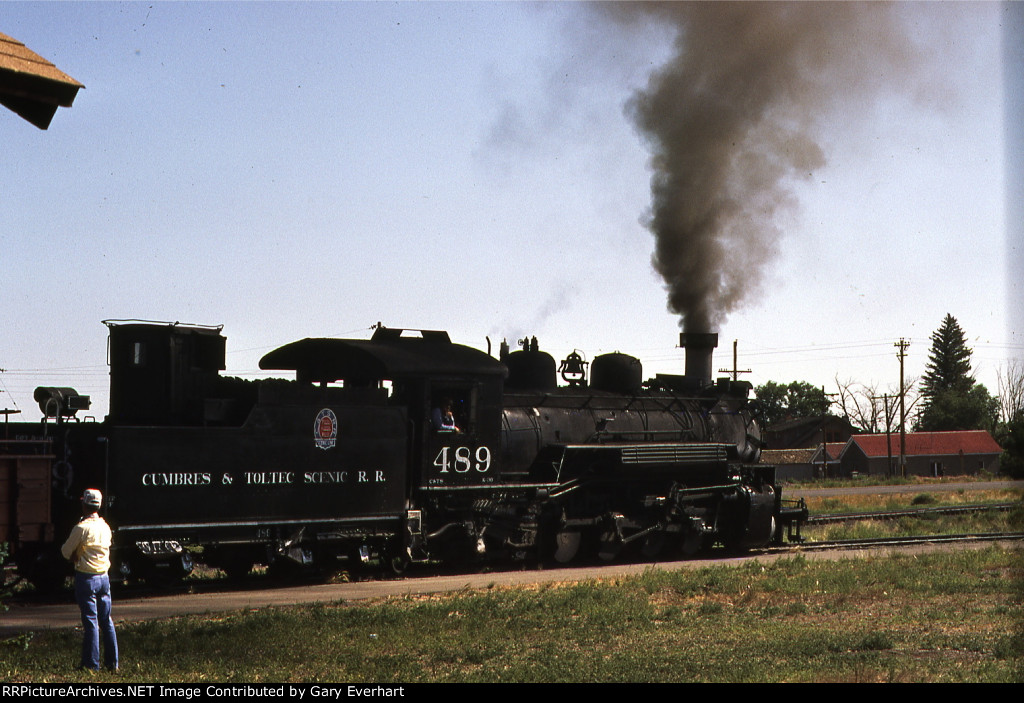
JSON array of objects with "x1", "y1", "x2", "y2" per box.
[{"x1": 679, "y1": 332, "x2": 718, "y2": 387}]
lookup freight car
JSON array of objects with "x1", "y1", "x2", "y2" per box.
[{"x1": 0, "y1": 320, "x2": 806, "y2": 589}]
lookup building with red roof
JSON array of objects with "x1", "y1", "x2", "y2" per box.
[
  {"x1": 841, "y1": 430, "x2": 1002, "y2": 477},
  {"x1": 810, "y1": 442, "x2": 848, "y2": 479}
]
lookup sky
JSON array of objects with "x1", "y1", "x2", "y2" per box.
[{"x1": 1, "y1": 2, "x2": 1019, "y2": 420}]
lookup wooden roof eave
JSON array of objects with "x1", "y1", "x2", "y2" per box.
[{"x1": 0, "y1": 32, "x2": 84, "y2": 129}]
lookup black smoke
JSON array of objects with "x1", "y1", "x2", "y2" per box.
[{"x1": 603, "y1": 3, "x2": 921, "y2": 332}]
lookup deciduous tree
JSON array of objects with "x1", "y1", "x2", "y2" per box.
[
  {"x1": 996, "y1": 358, "x2": 1024, "y2": 425},
  {"x1": 834, "y1": 375, "x2": 920, "y2": 434},
  {"x1": 754, "y1": 380, "x2": 833, "y2": 427}
]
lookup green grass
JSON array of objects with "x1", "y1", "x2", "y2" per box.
[
  {"x1": 2, "y1": 546, "x2": 1021, "y2": 683},
  {"x1": 801, "y1": 486, "x2": 1022, "y2": 514},
  {"x1": 785, "y1": 472, "x2": 1009, "y2": 490},
  {"x1": 805, "y1": 509, "x2": 1023, "y2": 542},
  {"x1": 798, "y1": 485, "x2": 1023, "y2": 542}
]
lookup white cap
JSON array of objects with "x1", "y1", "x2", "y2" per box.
[{"x1": 82, "y1": 488, "x2": 102, "y2": 509}]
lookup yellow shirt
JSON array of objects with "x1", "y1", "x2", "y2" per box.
[{"x1": 61, "y1": 514, "x2": 112, "y2": 575}]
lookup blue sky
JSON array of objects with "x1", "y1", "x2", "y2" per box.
[{"x1": 1, "y1": 2, "x2": 1018, "y2": 418}]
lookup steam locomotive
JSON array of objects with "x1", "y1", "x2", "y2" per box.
[{"x1": 1, "y1": 320, "x2": 806, "y2": 589}]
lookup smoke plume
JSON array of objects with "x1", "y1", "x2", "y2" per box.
[{"x1": 604, "y1": 3, "x2": 920, "y2": 332}]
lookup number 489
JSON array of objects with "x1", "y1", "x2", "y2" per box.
[{"x1": 433, "y1": 446, "x2": 492, "y2": 473}]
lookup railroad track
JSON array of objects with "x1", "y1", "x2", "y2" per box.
[
  {"x1": 776, "y1": 531, "x2": 1024, "y2": 553},
  {"x1": 805, "y1": 501, "x2": 1020, "y2": 524},
  {"x1": 4, "y1": 531, "x2": 1021, "y2": 637},
  {"x1": 5, "y1": 502, "x2": 1019, "y2": 600}
]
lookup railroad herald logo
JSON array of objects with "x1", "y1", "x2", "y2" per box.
[{"x1": 314, "y1": 408, "x2": 338, "y2": 450}]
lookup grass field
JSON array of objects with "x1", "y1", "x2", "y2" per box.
[
  {"x1": 796, "y1": 485, "x2": 1023, "y2": 542},
  {"x1": 2, "y1": 546, "x2": 1021, "y2": 683},
  {"x1": 3, "y1": 480, "x2": 1020, "y2": 683}
]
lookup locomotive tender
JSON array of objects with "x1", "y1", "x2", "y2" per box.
[{"x1": 1, "y1": 320, "x2": 805, "y2": 588}]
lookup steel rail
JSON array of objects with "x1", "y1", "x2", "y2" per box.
[
  {"x1": 806, "y1": 502, "x2": 1020, "y2": 524},
  {"x1": 772, "y1": 531, "x2": 1024, "y2": 553}
]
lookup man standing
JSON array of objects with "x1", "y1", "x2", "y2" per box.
[{"x1": 61, "y1": 488, "x2": 118, "y2": 672}]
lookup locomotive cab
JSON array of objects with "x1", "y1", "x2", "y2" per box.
[
  {"x1": 259, "y1": 326, "x2": 508, "y2": 566},
  {"x1": 260, "y1": 326, "x2": 507, "y2": 490}
]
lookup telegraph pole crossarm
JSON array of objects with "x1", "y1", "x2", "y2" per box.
[
  {"x1": 1, "y1": 372, "x2": 19, "y2": 439},
  {"x1": 718, "y1": 339, "x2": 751, "y2": 382},
  {"x1": 1, "y1": 408, "x2": 20, "y2": 441}
]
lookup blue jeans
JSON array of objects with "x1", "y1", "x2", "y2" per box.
[{"x1": 73, "y1": 572, "x2": 118, "y2": 671}]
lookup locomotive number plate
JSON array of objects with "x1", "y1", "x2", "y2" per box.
[{"x1": 433, "y1": 445, "x2": 492, "y2": 474}]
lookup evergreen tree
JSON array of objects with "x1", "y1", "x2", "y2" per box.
[
  {"x1": 917, "y1": 314, "x2": 998, "y2": 432},
  {"x1": 921, "y1": 314, "x2": 974, "y2": 397}
]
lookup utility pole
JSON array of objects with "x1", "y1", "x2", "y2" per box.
[
  {"x1": 1, "y1": 408, "x2": 19, "y2": 440},
  {"x1": 718, "y1": 339, "x2": 751, "y2": 382},
  {"x1": 1, "y1": 383, "x2": 18, "y2": 440},
  {"x1": 1, "y1": 371, "x2": 20, "y2": 440},
  {"x1": 895, "y1": 338, "x2": 910, "y2": 478},
  {"x1": 819, "y1": 386, "x2": 839, "y2": 478},
  {"x1": 871, "y1": 393, "x2": 894, "y2": 477}
]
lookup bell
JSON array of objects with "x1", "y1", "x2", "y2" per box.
[{"x1": 558, "y1": 351, "x2": 588, "y2": 386}]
